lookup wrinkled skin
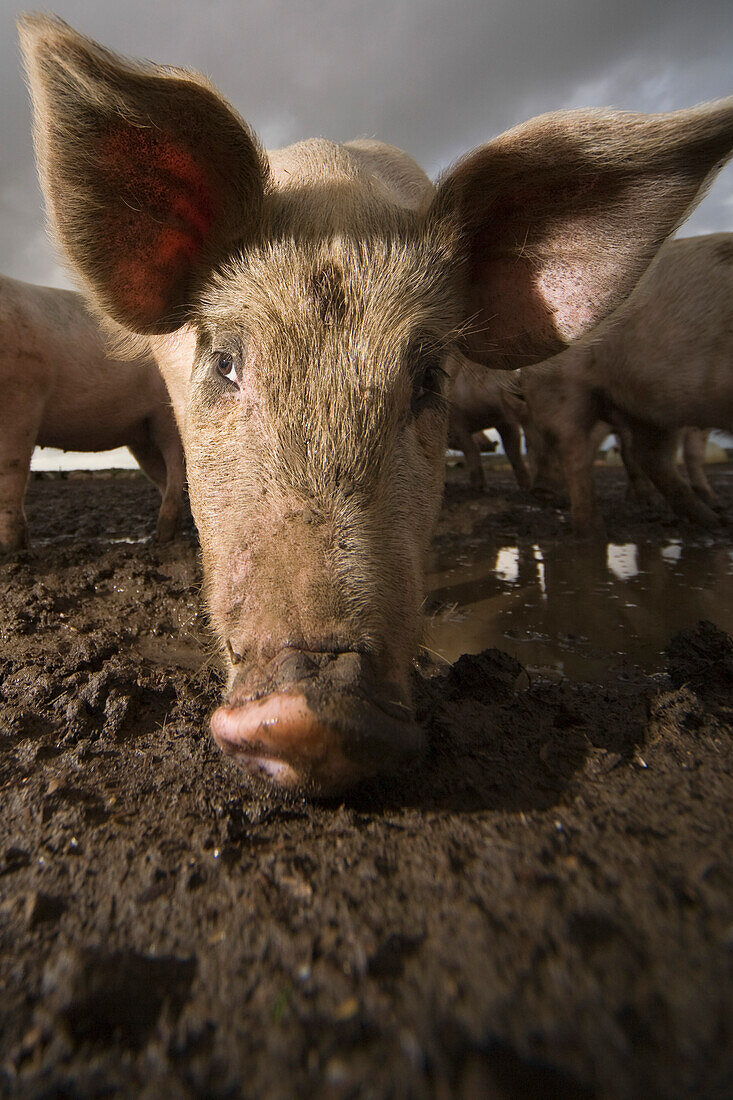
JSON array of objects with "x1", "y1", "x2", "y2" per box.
[
  {"x1": 448, "y1": 357, "x2": 529, "y2": 492},
  {"x1": 0, "y1": 275, "x2": 184, "y2": 552},
  {"x1": 19, "y1": 14, "x2": 733, "y2": 793},
  {"x1": 519, "y1": 234, "x2": 733, "y2": 536}
]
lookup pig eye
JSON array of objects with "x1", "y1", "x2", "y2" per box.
[
  {"x1": 214, "y1": 351, "x2": 240, "y2": 386},
  {"x1": 412, "y1": 352, "x2": 447, "y2": 415}
]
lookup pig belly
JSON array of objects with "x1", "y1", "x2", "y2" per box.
[{"x1": 37, "y1": 406, "x2": 145, "y2": 453}]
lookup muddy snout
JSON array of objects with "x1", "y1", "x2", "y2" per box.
[{"x1": 210, "y1": 649, "x2": 425, "y2": 795}]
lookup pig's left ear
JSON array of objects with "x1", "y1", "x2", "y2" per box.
[
  {"x1": 19, "y1": 14, "x2": 267, "y2": 334},
  {"x1": 433, "y1": 102, "x2": 733, "y2": 368}
]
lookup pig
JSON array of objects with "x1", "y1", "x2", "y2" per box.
[
  {"x1": 517, "y1": 235, "x2": 733, "y2": 535},
  {"x1": 520, "y1": 400, "x2": 712, "y2": 513},
  {"x1": 448, "y1": 359, "x2": 530, "y2": 491},
  {"x1": 19, "y1": 13, "x2": 733, "y2": 793},
  {"x1": 0, "y1": 275, "x2": 185, "y2": 552},
  {"x1": 523, "y1": 413, "x2": 610, "y2": 503}
]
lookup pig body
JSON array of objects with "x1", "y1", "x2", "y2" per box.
[
  {"x1": 520, "y1": 235, "x2": 733, "y2": 534},
  {"x1": 448, "y1": 360, "x2": 530, "y2": 491},
  {"x1": 20, "y1": 14, "x2": 733, "y2": 792},
  {"x1": 0, "y1": 275, "x2": 184, "y2": 551}
]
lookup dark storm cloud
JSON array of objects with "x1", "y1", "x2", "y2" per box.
[{"x1": 0, "y1": 0, "x2": 731, "y2": 287}]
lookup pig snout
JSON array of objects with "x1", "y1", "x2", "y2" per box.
[{"x1": 210, "y1": 649, "x2": 425, "y2": 795}]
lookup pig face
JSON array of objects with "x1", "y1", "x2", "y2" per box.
[
  {"x1": 185, "y1": 229, "x2": 460, "y2": 790},
  {"x1": 20, "y1": 14, "x2": 733, "y2": 793}
]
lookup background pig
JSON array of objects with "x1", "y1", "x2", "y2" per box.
[
  {"x1": 519, "y1": 395, "x2": 714, "y2": 514},
  {"x1": 519, "y1": 234, "x2": 733, "y2": 535},
  {"x1": 448, "y1": 358, "x2": 530, "y2": 491},
  {"x1": 20, "y1": 14, "x2": 733, "y2": 793},
  {"x1": 0, "y1": 275, "x2": 185, "y2": 552}
]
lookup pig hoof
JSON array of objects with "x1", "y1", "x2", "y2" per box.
[
  {"x1": 210, "y1": 692, "x2": 426, "y2": 796},
  {"x1": 154, "y1": 521, "x2": 179, "y2": 544},
  {"x1": 683, "y1": 504, "x2": 720, "y2": 528},
  {"x1": 531, "y1": 487, "x2": 564, "y2": 507},
  {"x1": 0, "y1": 535, "x2": 29, "y2": 557}
]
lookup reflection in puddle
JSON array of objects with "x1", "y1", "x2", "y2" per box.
[
  {"x1": 494, "y1": 547, "x2": 519, "y2": 584},
  {"x1": 606, "y1": 543, "x2": 638, "y2": 582},
  {"x1": 426, "y1": 539, "x2": 733, "y2": 681},
  {"x1": 35, "y1": 535, "x2": 151, "y2": 547}
]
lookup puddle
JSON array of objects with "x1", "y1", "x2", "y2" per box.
[{"x1": 426, "y1": 539, "x2": 733, "y2": 681}]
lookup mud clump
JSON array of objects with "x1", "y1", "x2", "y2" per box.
[
  {"x1": 1, "y1": 469, "x2": 732, "y2": 1098},
  {"x1": 665, "y1": 619, "x2": 733, "y2": 699},
  {"x1": 445, "y1": 647, "x2": 523, "y2": 703}
]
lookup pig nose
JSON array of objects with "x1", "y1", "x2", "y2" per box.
[{"x1": 210, "y1": 649, "x2": 425, "y2": 795}]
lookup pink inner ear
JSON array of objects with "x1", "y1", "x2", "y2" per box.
[
  {"x1": 95, "y1": 124, "x2": 220, "y2": 322},
  {"x1": 467, "y1": 242, "x2": 563, "y2": 360}
]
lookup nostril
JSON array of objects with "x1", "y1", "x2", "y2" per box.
[
  {"x1": 324, "y1": 651, "x2": 364, "y2": 685},
  {"x1": 269, "y1": 648, "x2": 317, "y2": 686}
]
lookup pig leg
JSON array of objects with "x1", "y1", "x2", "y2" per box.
[
  {"x1": 496, "y1": 419, "x2": 530, "y2": 491},
  {"x1": 0, "y1": 400, "x2": 42, "y2": 553},
  {"x1": 128, "y1": 419, "x2": 185, "y2": 542},
  {"x1": 681, "y1": 428, "x2": 722, "y2": 512},
  {"x1": 558, "y1": 426, "x2": 607, "y2": 538},
  {"x1": 453, "y1": 420, "x2": 485, "y2": 490},
  {"x1": 614, "y1": 424, "x2": 658, "y2": 507},
  {"x1": 149, "y1": 409, "x2": 186, "y2": 541},
  {"x1": 549, "y1": 385, "x2": 606, "y2": 536},
  {"x1": 631, "y1": 424, "x2": 719, "y2": 527}
]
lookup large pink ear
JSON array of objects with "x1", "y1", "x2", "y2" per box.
[
  {"x1": 434, "y1": 103, "x2": 733, "y2": 368},
  {"x1": 19, "y1": 14, "x2": 267, "y2": 334}
]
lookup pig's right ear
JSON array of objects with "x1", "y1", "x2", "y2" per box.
[
  {"x1": 19, "y1": 14, "x2": 266, "y2": 334},
  {"x1": 434, "y1": 101, "x2": 733, "y2": 369}
]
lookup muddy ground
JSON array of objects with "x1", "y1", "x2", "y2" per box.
[{"x1": 1, "y1": 466, "x2": 732, "y2": 1099}]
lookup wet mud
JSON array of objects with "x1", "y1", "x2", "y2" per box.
[{"x1": 1, "y1": 467, "x2": 732, "y2": 1098}]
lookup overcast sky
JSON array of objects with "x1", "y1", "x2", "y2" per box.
[{"x1": 1, "y1": 0, "x2": 732, "y2": 291}]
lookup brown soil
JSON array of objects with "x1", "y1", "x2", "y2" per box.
[{"x1": 1, "y1": 468, "x2": 732, "y2": 1099}]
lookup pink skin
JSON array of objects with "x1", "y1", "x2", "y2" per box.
[
  {"x1": 212, "y1": 695, "x2": 328, "y2": 789},
  {"x1": 211, "y1": 692, "x2": 425, "y2": 794}
]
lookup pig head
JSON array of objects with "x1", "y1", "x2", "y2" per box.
[{"x1": 20, "y1": 13, "x2": 733, "y2": 793}]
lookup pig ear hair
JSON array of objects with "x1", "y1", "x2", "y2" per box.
[
  {"x1": 434, "y1": 101, "x2": 733, "y2": 369},
  {"x1": 19, "y1": 14, "x2": 267, "y2": 334}
]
